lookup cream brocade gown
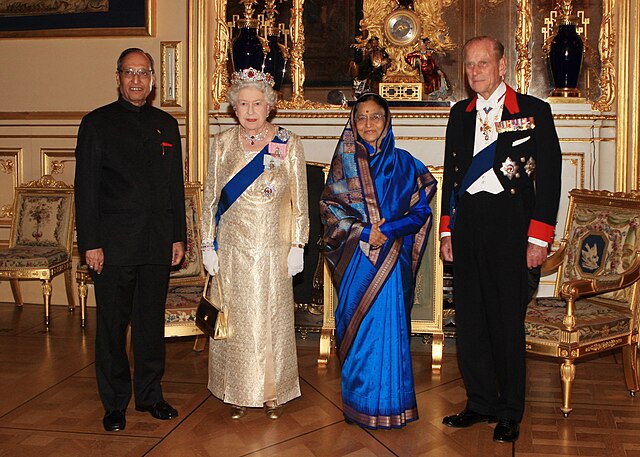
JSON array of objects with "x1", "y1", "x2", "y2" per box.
[{"x1": 202, "y1": 126, "x2": 309, "y2": 407}]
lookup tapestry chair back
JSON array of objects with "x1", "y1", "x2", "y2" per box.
[
  {"x1": 525, "y1": 188, "x2": 640, "y2": 416},
  {"x1": 0, "y1": 175, "x2": 76, "y2": 326},
  {"x1": 164, "y1": 181, "x2": 206, "y2": 338},
  {"x1": 76, "y1": 182, "x2": 206, "y2": 340}
]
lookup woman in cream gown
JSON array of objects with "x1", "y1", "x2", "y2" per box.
[{"x1": 201, "y1": 68, "x2": 309, "y2": 419}]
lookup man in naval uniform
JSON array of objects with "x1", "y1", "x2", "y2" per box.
[
  {"x1": 74, "y1": 48, "x2": 186, "y2": 432},
  {"x1": 439, "y1": 36, "x2": 561, "y2": 443}
]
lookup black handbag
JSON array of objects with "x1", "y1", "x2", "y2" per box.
[{"x1": 195, "y1": 272, "x2": 227, "y2": 340}]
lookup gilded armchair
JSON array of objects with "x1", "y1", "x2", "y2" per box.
[
  {"x1": 0, "y1": 175, "x2": 76, "y2": 326},
  {"x1": 76, "y1": 182, "x2": 206, "y2": 338},
  {"x1": 525, "y1": 189, "x2": 640, "y2": 417},
  {"x1": 163, "y1": 181, "x2": 206, "y2": 338},
  {"x1": 319, "y1": 166, "x2": 445, "y2": 371}
]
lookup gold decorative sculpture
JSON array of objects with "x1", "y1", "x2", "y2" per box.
[{"x1": 354, "y1": 0, "x2": 454, "y2": 101}]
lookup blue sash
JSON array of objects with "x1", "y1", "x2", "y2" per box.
[
  {"x1": 448, "y1": 141, "x2": 496, "y2": 230},
  {"x1": 214, "y1": 131, "x2": 288, "y2": 247},
  {"x1": 215, "y1": 149, "x2": 266, "y2": 227}
]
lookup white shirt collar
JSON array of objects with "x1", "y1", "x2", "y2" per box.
[{"x1": 476, "y1": 81, "x2": 507, "y2": 111}]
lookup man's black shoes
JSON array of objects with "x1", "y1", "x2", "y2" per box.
[
  {"x1": 442, "y1": 409, "x2": 498, "y2": 428},
  {"x1": 493, "y1": 418, "x2": 520, "y2": 443},
  {"x1": 135, "y1": 400, "x2": 178, "y2": 420},
  {"x1": 103, "y1": 410, "x2": 126, "y2": 431}
]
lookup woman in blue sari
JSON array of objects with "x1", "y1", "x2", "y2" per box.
[{"x1": 320, "y1": 93, "x2": 436, "y2": 429}]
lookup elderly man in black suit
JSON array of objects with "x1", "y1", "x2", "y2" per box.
[
  {"x1": 74, "y1": 48, "x2": 186, "y2": 432},
  {"x1": 439, "y1": 36, "x2": 561, "y2": 443}
]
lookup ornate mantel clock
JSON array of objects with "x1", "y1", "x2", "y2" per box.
[{"x1": 355, "y1": 0, "x2": 455, "y2": 101}]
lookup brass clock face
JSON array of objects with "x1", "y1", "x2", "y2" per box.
[{"x1": 383, "y1": 9, "x2": 421, "y2": 48}]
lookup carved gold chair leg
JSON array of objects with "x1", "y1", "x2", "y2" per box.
[
  {"x1": 431, "y1": 332, "x2": 444, "y2": 372},
  {"x1": 77, "y1": 279, "x2": 88, "y2": 329},
  {"x1": 318, "y1": 328, "x2": 333, "y2": 365},
  {"x1": 10, "y1": 279, "x2": 23, "y2": 307},
  {"x1": 622, "y1": 344, "x2": 640, "y2": 395},
  {"x1": 192, "y1": 335, "x2": 207, "y2": 352},
  {"x1": 560, "y1": 358, "x2": 576, "y2": 417},
  {"x1": 64, "y1": 269, "x2": 76, "y2": 312},
  {"x1": 41, "y1": 279, "x2": 52, "y2": 327}
]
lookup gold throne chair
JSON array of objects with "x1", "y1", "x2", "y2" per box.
[
  {"x1": 0, "y1": 175, "x2": 76, "y2": 326},
  {"x1": 525, "y1": 189, "x2": 640, "y2": 416}
]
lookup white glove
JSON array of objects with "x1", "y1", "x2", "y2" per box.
[
  {"x1": 287, "y1": 246, "x2": 304, "y2": 277},
  {"x1": 203, "y1": 248, "x2": 219, "y2": 275}
]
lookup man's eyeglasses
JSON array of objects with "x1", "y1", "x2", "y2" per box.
[
  {"x1": 120, "y1": 68, "x2": 153, "y2": 79},
  {"x1": 355, "y1": 113, "x2": 386, "y2": 123}
]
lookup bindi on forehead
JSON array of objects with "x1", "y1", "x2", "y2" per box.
[{"x1": 358, "y1": 107, "x2": 384, "y2": 115}]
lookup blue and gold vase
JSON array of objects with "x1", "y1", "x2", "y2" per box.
[
  {"x1": 549, "y1": 1, "x2": 583, "y2": 97},
  {"x1": 263, "y1": 33, "x2": 287, "y2": 90},
  {"x1": 231, "y1": 19, "x2": 265, "y2": 72}
]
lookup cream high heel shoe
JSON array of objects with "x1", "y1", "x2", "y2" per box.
[
  {"x1": 263, "y1": 401, "x2": 283, "y2": 419},
  {"x1": 230, "y1": 405, "x2": 246, "y2": 419}
]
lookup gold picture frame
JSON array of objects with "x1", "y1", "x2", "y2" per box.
[
  {"x1": 161, "y1": 41, "x2": 183, "y2": 107},
  {"x1": 0, "y1": 0, "x2": 154, "y2": 38}
]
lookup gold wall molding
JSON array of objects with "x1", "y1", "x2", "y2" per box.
[
  {"x1": 0, "y1": 159, "x2": 14, "y2": 174},
  {"x1": 209, "y1": 111, "x2": 615, "y2": 121},
  {"x1": 41, "y1": 149, "x2": 75, "y2": 186},
  {"x1": 593, "y1": 0, "x2": 616, "y2": 112},
  {"x1": 553, "y1": 114, "x2": 615, "y2": 121},
  {"x1": 515, "y1": 0, "x2": 532, "y2": 93},
  {"x1": 287, "y1": 0, "x2": 306, "y2": 106},
  {"x1": 211, "y1": 0, "x2": 229, "y2": 109},
  {"x1": 562, "y1": 152, "x2": 586, "y2": 189},
  {"x1": 614, "y1": 0, "x2": 629, "y2": 191},
  {"x1": 191, "y1": 0, "x2": 210, "y2": 185},
  {"x1": 0, "y1": 112, "x2": 187, "y2": 121},
  {"x1": 633, "y1": 1, "x2": 640, "y2": 190},
  {"x1": 0, "y1": 148, "x2": 21, "y2": 227},
  {"x1": 0, "y1": 135, "x2": 77, "y2": 139}
]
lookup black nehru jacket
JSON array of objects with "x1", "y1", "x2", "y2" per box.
[{"x1": 75, "y1": 97, "x2": 186, "y2": 266}]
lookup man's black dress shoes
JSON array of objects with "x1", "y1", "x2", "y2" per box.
[
  {"x1": 103, "y1": 410, "x2": 126, "y2": 431},
  {"x1": 135, "y1": 400, "x2": 178, "y2": 420},
  {"x1": 493, "y1": 418, "x2": 520, "y2": 442},
  {"x1": 442, "y1": 409, "x2": 498, "y2": 428}
]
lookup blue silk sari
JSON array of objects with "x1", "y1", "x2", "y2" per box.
[{"x1": 320, "y1": 96, "x2": 436, "y2": 429}]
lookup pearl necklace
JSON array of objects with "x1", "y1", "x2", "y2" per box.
[{"x1": 240, "y1": 125, "x2": 269, "y2": 146}]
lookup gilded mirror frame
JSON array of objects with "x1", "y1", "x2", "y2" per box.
[
  {"x1": 211, "y1": 0, "x2": 311, "y2": 109},
  {"x1": 211, "y1": 0, "x2": 614, "y2": 111}
]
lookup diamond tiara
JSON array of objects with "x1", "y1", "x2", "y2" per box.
[{"x1": 230, "y1": 67, "x2": 275, "y2": 87}]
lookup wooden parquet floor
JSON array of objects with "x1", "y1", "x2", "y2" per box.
[{"x1": 1, "y1": 303, "x2": 640, "y2": 456}]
